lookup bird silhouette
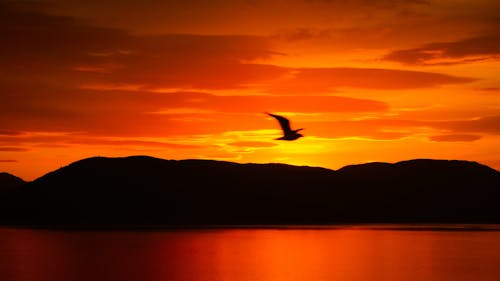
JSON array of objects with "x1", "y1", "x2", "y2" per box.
[{"x1": 266, "y1": 112, "x2": 304, "y2": 141}]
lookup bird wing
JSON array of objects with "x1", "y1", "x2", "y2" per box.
[{"x1": 267, "y1": 113, "x2": 292, "y2": 134}]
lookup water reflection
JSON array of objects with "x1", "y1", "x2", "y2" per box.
[{"x1": 1, "y1": 227, "x2": 500, "y2": 281}]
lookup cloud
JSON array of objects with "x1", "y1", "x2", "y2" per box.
[
  {"x1": 441, "y1": 116, "x2": 500, "y2": 134},
  {"x1": 302, "y1": 115, "x2": 500, "y2": 140},
  {"x1": 0, "y1": 2, "x2": 490, "y2": 144},
  {"x1": 0, "y1": 71, "x2": 388, "y2": 136},
  {"x1": 300, "y1": 119, "x2": 414, "y2": 140},
  {"x1": 156, "y1": 94, "x2": 388, "y2": 113},
  {"x1": 2, "y1": 73, "x2": 494, "y2": 139},
  {"x1": 428, "y1": 134, "x2": 482, "y2": 142},
  {"x1": 0, "y1": 147, "x2": 29, "y2": 152},
  {"x1": 0, "y1": 160, "x2": 18, "y2": 163},
  {"x1": 0, "y1": 4, "x2": 128, "y2": 76},
  {"x1": 0, "y1": 130, "x2": 22, "y2": 136},
  {"x1": 274, "y1": 28, "x2": 332, "y2": 42},
  {"x1": 269, "y1": 68, "x2": 475, "y2": 93},
  {"x1": 98, "y1": 35, "x2": 286, "y2": 90},
  {"x1": 383, "y1": 30, "x2": 500, "y2": 65},
  {"x1": 0, "y1": 3, "x2": 285, "y2": 90},
  {"x1": 67, "y1": 138, "x2": 201, "y2": 149},
  {"x1": 36, "y1": 0, "x2": 432, "y2": 37},
  {"x1": 0, "y1": 133, "x2": 201, "y2": 153},
  {"x1": 475, "y1": 87, "x2": 500, "y2": 94},
  {"x1": 228, "y1": 141, "x2": 277, "y2": 148}
]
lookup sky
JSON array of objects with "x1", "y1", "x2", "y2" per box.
[{"x1": 1, "y1": 0, "x2": 500, "y2": 180}]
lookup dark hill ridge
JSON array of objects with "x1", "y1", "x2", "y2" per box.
[
  {"x1": 338, "y1": 159, "x2": 499, "y2": 184},
  {"x1": 2, "y1": 156, "x2": 500, "y2": 226},
  {"x1": 0, "y1": 172, "x2": 25, "y2": 191},
  {"x1": 0, "y1": 172, "x2": 26, "y2": 222}
]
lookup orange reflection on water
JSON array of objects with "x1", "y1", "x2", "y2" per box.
[
  {"x1": 1, "y1": 227, "x2": 500, "y2": 281},
  {"x1": 154, "y1": 228, "x2": 500, "y2": 281}
]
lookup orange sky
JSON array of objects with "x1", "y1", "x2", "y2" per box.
[{"x1": 1, "y1": 0, "x2": 500, "y2": 180}]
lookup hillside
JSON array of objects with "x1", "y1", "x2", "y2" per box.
[
  {"x1": 0, "y1": 172, "x2": 25, "y2": 191},
  {"x1": 1, "y1": 156, "x2": 499, "y2": 226}
]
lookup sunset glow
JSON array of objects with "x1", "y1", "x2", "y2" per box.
[{"x1": 1, "y1": 0, "x2": 500, "y2": 180}]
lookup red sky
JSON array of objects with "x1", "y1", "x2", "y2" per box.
[{"x1": 1, "y1": 0, "x2": 500, "y2": 180}]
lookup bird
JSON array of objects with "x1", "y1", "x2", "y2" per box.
[{"x1": 266, "y1": 112, "x2": 304, "y2": 141}]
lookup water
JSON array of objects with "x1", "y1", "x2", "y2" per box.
[{"x1": 1, "y1": 226, "x2": 500, "y2": 281}]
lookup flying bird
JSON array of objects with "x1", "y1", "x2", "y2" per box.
[{"x1": 266, "y1": 112, "x2": 304, "y2": 141}]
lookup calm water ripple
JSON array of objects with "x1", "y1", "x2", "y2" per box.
[{"x1": 1, "y1": 225, "x2": 500, "y2": 281}]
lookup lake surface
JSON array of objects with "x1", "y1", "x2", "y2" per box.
[{"x1": 1, "y1": 225, "x2": 500, "y2": 281}]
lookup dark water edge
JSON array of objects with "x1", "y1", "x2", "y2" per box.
[{"x1": 5, "y1": 223, "x2": 500, "y2": 232}]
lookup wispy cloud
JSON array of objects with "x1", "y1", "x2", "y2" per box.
[
  {"x1": 270, "y1": 68, "x2": 474, "y2": 93},
  {"x1": 0, "y1": 160, "x2": 18, "y2": 163},
  {"x1": 301, "y1": 115, "x2": 500, "y2": 140},
  {"x1": 0, "y1": 147, "x2": 29, "y2": 152},
  {"x1": 383, "y1": 30, "x2": 500, "y2": 65},
  {"x1": 228, "y1": 141, "x2": 278, "y2": 148},
  {"x1": 429, "y1": 134, "x2": 482, "y2": 142}
]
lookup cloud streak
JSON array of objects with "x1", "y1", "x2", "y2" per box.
[
  {"x1": 0, "y1": 160, "x2": 18, "y2": 163},
  {"x1": 0, "y1": 147, "x2": 29, "y2": 152},
  {"x1": 270, "y1": 68, "x2": 474, "y2": 93},
  {"x1": 228, "y1": 141, "x2": 277, "y2": 148},
  {"x1": 0, "y1": 80, "x2": 389, "y2": 136},
  {"x1": 383, "y1": 30, "x2": 500, "y2": 65},
  {"x1": 302, "y1": 115, "x2": 500, "y2": 140},
  {"x1": 429, "y1": 134, "x2": 482, "y2": 142}
]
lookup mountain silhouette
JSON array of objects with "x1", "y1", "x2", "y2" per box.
[
  {"x1": 0, "y1": 172, "x2": 25, "y2": 191},
  {"x1": 1, "y1": 156, "x2": 499, "y2": 226}
]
